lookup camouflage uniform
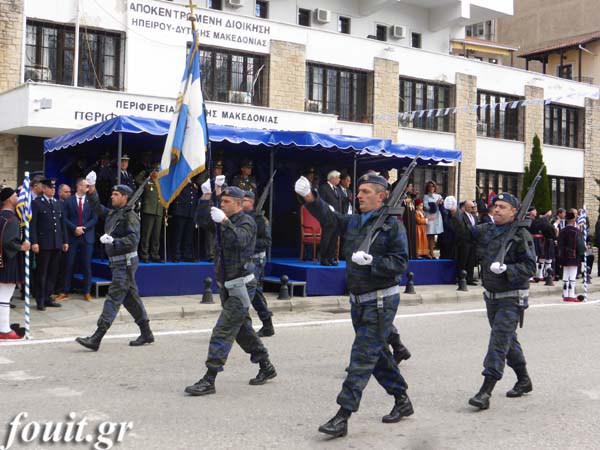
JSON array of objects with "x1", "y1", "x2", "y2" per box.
[
  {"x1": 88, "y1": 190, "x2": 148, "y2": 329},
  {"x1": 475, "y1": 222, "x2": 536, "y2": 380},
  {"x1": 306, "y1": 194, "x2": 409, "y2": 412},
  {"x1": 246, "y1": 209, "x2": 273, "y2": 322},
  {"x1": 196, "y1": 200, "x2": 268, "y2": 372}
]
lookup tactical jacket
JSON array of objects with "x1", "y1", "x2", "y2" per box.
[
  {"x1": 475, "y1": 222, "x2": 536, "y2": 293},
  {"x1": 305, "y1": 195, "x2": 408, "y2": 295},
  {"x1": 196, "y1": 200, "x2": 256, "y2": 282},
  {"x1": 246, "y1": 210, "x2": 271, "y2": 254},
  {"x1": 88, "y1": 190, "x2": 140, "y2": 258}
]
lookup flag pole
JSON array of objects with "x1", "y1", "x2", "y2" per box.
[
  {"x1": 582, "y1": 206, "x2": 588, "y2": 301},
  {"x1": 24, "y1": 171, "x2": 31, "y2": 339}
]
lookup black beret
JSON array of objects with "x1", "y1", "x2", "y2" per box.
[
  {"x1": 112, "y1": 184, "x2": 133, "y2": 196},
  {"x1": 221, "y1": 186, "x2": 245, "y2": 199},
  {"x1": 41, "y1": 178, "x2": 56, "y2": 188},
  {"x1": 358, "y1": 173, "x2": 388, "y2": 189},
  {"x1": 527, "y1": 206, "x2": 536, "y2": 213},
  {"x1": 0, "y1": 187, "x2": 15, "y2": 202},
  {"x1": 493, "y1": 192, "x2": 520, "y2": 209},
  {"x1": 244, "y1": 191, "x2": 255, "y2": 200}
]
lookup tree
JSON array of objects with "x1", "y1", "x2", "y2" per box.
[{"x1": 522, "y1": 134, "x2": 551, "y2": 213}]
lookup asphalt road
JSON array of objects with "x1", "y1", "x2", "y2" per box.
[{"x1": 1, "y1": 297, "x2": 599, "y2": 450}]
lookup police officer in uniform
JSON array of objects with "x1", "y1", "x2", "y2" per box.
[
  {"x1": 169, "y1": 180, "x2": 198, "y2": 262},
  {"x1": 466, "y1": 193, "x2": 536, "y2": 410},
  {"x1": 295, "y1": 173, "x2": 411, "y2": 438},
  {"x1": 139, "y1": 168, "x2": 164, "y2": 263},
  {"x1": 111, "y1": 154, "x2": 136, "y2": 193},
  {"x1": 232, "y1": 159, "x2": 257, "y2": 193},
  {"x1": 75, "y1": 174, "x2": 154, "y2": 351},
  {"x1": 185, "y1": 184, "x2": 276, "y2": 396},
  {"x1": 30, "y1": 179, "x2": 68, "y2": 310},
  {"x1": 242, "y1": 191, "x2": 274, "y2": 337}
]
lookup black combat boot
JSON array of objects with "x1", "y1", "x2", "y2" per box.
[
  {"x1": 184, "y1": 370, "x2": 217, "y2": 396},
  {"x1": 75, "y1": 326, "x2": 108, "y2": 352},
  {"x1": 318, "y1": 407, "x2": 352, "y2": 438},
  {"x1": 249, "y1": 359, "x2": 277, "y2": 385},
  {"x1": 468, "y1": 376, "x2": 497, "y2": 410},
  {"x1": 382, "y1": 392, "x2": 414, "y2": 423},
  {"x1": 388, "y1": 333, "x2": 412, "y2": 364},
  {"x1": 506, "y1": 366, "x2": 533, "y2": 398},
  {"x1": 257, "y1": 318, "x2": 275, "y2": 337},
  {"x1": 129, "y1": 320, "x2": 155, "y2": 347}
]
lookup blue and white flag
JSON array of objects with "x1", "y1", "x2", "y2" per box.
[
  {"x1": 16, "y1": 176, "x2": 31, "y2": 224},
  {"x1": 577, "y1": 206, "x2": 587, "y2": 229},
  {"x1": 157, "y1": 29, "x2": 208, "y2": 208}
]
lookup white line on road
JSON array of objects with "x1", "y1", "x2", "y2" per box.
[
  {"x1": 1, "y1": 299, "x2": 598, "y2": 347},
  {"x1": 0, "y1": 356, "x2": 14, "y2": 364}
]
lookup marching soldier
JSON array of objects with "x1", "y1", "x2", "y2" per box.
[
  {"x1": 139, "y1": 167, "x2": 164, "y2": 263},
  {"x1": 242, "y1": 191, "x2": 275, "y2": 337},
  {"x1": 169, "y1": 180, "x2": 198, "y2": 262},
  {"x1": 232, "y1": 159, "x2": 257, "y2": 193},
  {"x1": 185, "y1": 183, "x2": 276, "y2": 396},
  {"x1": 75, "y1": 173, "x2": 154, "y2": 351},
  {"x1": 467, "y1": 193, "x2": 536, "y2": 410},
  {"x1": 30, "y1": 179, "x2": 68, "y2": 311},
  {"x1": 295, "y1": 173, "x2": 411, "y2": 438}
]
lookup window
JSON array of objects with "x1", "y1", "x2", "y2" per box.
[
  {"x1": 78, "y1": 28, "x2": 124, "y2": 90},
  {"x1": 411, "y1": 32, "x2": 421, "y2": 49},
  {"x1": 556, "y1": 64, "x2": 573, "y2": 80},
  {"x1": 376, "y1": 24, "x2": 387, "y2": 41},
  {"x1": 298, "y1": 8, "x2": 311, "y2": 26},
  {"x1": 399, "y1": 77, "x2": 452, "y2": 132},
  {"x1": 476, "y1": 90, "x2": 523, "y2": 141},
  {"x1": 338, "y1": 16, "x2": 350, "y2": 34},
  {"x1": 25, "y1": 20, "x2": 74, "y2": 85},
  {"x1": 255, "y1": 1, "x2": 268, "y2": 19},
  {"x1": 208, "y1": 0, "x2": 223, "y2": 10},
  {"x1": 305, "y1": 63, "x2": 370, "y2": 123},
  {"x1": 466, "y1": 20, "x2": 493, "y2": 40},
  {"x1": 196, "y1": 46, "x2": 267, "y2": 106},
  {"x1": 549, "y1": 176, "x2": 579, "y2": 212},
  {"x1": 477, "y1": 170, "x2": 520, "y2": 200},
  {"x1": 544, "y1": 104, "x2": 581, "y2": 148}
]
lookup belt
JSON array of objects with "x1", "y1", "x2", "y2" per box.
[
  {"x1": 109, "y1": 251, "x2": 138, "y2": 264},
  {"x1": 252, "y1": 251, "x2": 266, "y2": 258},
  {"x1": 484, "y1": 289, "x2": 529, "y2": 300},
  {"x1": 350, "y1": 285, "x2": 400, "y2": 304},
  {"x1": 224, "y1": 273, "x2": 255, "y2": 289}
]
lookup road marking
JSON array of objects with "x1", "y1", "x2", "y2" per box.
[
  {"x1": 0, "y1": 356, "x2": 14, "y2": 364},
  {"x1": 45, "y1": 387, "x2": 83, "y2": 397},
  {"x1": 0, "y1": 370, "x2": 44, "y2": 381},
  {"x1": 0, "y1": 299, "x2": 598, "y2": 347}
]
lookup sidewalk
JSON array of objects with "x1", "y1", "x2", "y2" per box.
[{"x1": 9, "y1": 280, "x2": 600, "y2": 329}]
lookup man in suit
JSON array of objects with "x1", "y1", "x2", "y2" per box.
[
  {"x1": 340, "y1": 173, "x2": 353, "y2": 215},
  {"x1": 140, "y1": 168, "x2": 164, "y2": 263},
  {"x1": 30, "y1": 179, "x2": 68, "y2": 310},
  {"x1": 318, "y1": 170, "x2": 342, "y2": 266},
  {"x1": 169, "y1": 180, "x2": 198, "y2": 262},
  {"x1": 55, "y1": 178, "x2": 98, "y2": 301},
  {"x1": 53, "y1": 184, "x2": 72, "y2": 295},
  {"x1": 452, "y1": 200, "x2": 478, "y2": 285}
]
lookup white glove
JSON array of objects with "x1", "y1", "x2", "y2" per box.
[
  {"x1": 210, "y1": 206, "x2": 226, "y2": 223},
  {"x1": 215, "y1": 175, "x2": 226, "y2": 187},
  {"x1": 86, "y1": 171, "x2": 97, "y2": 186},
  {"x1": 490, "y1": 262, "x2": 507, "y2": 274},
  {"x1": 99, "y1": 234, "x2": 114, "y2": 245},
  {"x1": 201, "y1": 179, "x2": 211, "y2": 195},
  {"x1": 351, "y1": 251, "x2": 373, "y2": 266},
  {"x1": 294, "y1": 176, "x2": 311, "y2": 197},
  {"x1": 328, "y1": 204, "x2": 335, "y2": 212}
]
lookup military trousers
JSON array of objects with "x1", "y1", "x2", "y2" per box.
[
  {"x1": 482, "y1": 294, "x2": 527, "y2": 380},
  {"x1": 97, "y1": 258, "x2": 148, "y2": 329},
  {"x1": 140, "y1": 214, "x2": 162, "y2": 261},
  {"x1": 250, "y1": 256, "x2": 273, "y2": 322},
  {"x1": 206, "y1": 282, "x2": 269, "y2": 373},
  {"x1": 337, "y1": 293, "x2": 408, "y2": 412},
  {"x1": 35, "y1": 249, "x2": 61, "y2": 307}
]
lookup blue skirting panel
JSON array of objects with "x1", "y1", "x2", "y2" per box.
[{"x1": 91, "y1": 257, "x2": 456, "y2": 297}]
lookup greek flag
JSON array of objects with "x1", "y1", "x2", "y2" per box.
[
  {"x1": 16, "y1": 177, "x2": 31, "y2": 224},
  {"x1": 157, "y1": 29, "x2": 208, "y2": 208},
  {"x1": 577, "y1": 206, "x2": 587, "y2": 228}
]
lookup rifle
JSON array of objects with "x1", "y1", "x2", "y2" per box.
[
  {"x1": 493, "y1": 164, "x2": 545, "y2": 328},
  {"x1": 106, "y1": 174, "x2": 151, "y2": 235},
  {"x1": 357, "y1": 152, "x2": 422, "y2": 254},
  {"x1": 256, "y1": 170, "x2": 277, "y2": 212}
]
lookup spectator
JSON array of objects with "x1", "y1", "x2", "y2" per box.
[
  {"x1": 423, "y1": 180, "x2": 443, "y2": 259},
  {"x1": 318, "y1": 170, "x2": 342, "y2": 266},
  {"x1": 558, "y1": 211, "x2": 585, "y2": 301},
  {"x1": 414, "y1": 199, "x2": 429, "y2": 258},
  {"x1": 452, "y1": 200, "x2": 478, "y2": 285},
  {"x1": 339, "y1": 173, "x2": 353, "y2": 214},
  {"x1": 594, "y1": 216, "x2": 600, "y2": 277}
]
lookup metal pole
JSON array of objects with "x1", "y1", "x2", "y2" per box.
[
  {"x1": 117, "y1": 132, "x2": 122, "y2": 184},
  {"x1": 24, "y1": 171, "x2": 31, "y2": 339},
  {"x1": 456, "y1": 161, "x2": 461, "y2": 204},
  {"x1": 352, "y1": 153, "x2": 357, "y2": 211},
  {"x1": 73, "y1": 0, "x2": 81, "y2": 87},
  {"x1": 267, "y1": 147, "x2": 275, "y2": 261}
]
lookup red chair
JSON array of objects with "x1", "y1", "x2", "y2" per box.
[{"x1": 300, "y1": 205, "x2": 322, "y2": 262}]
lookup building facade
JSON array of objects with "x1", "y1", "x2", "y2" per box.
[{"x1": 1, "y1": 0, "x2": 599, "y2": 222}]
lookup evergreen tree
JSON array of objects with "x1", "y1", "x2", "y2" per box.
[{"x1": 522, "y1": 134, "x2": 551, "y2": 213}]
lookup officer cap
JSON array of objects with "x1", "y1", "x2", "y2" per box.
[
  {"x1": 112, "y1": 184, "x2": 133, "y2": 196},
  {"x1": 215, "y1": 160, "x2": 224, "y2": 169},
  {"x1": 493, "y1": 192, "x2": 519, "y2": 209},
  {"x1": 121, "y1": 154, "x2": 131, "y2": 160},
  {"x1": 358, "y1": 173, "x2": 388, "y2": 189},
  {"x1": 41, "y1": 178, "x2": 56, "y2": 188},
  {"x1": 241, "y1": 159, "x2": 253, "y2": 168},
  {"x1": 221, "y1": 186, "x2": 245, "y2": 199},
  {"x1": 0, "y1": 187, "x2": 15, "y2": 202},
  {"x1": 243, "y1": 191, "x2": 255, "y2": 200},
  {"x1": 100, "y1": 152, "x2": 111, "y2": 160}
]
